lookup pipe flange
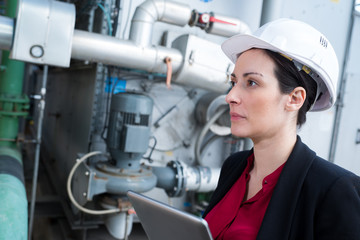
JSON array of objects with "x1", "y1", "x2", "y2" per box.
[{"x1": 165, "y1": 160, "x2": 185, "y2": 197}]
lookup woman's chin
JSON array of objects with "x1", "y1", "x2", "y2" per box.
[{"x1": 230, "y1": 128, "x2": 250, "y2": 139}]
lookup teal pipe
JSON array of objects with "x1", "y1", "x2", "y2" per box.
[
  {"x1": 0, "y1": 174, "x2": 27, "y2": 239},
  {"x1": 0, "y1": 0, "x2": 28, "y2": 239},
  {"x1": 0, "y1": 147, "x2": 27, "y2": 240}
]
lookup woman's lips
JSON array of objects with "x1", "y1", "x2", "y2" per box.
[{"x1": 230, "y1": 112, "x2": 246, "y2": 121}]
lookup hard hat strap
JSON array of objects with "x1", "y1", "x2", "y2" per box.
[{"x1": 279, "y1": 53, "x2": 320, "y2": 111}]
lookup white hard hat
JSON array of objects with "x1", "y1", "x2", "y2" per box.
[{"x1": 221, "y1": 18, "x2": 339, "y2": 111}]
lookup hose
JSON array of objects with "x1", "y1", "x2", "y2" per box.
[
  {"x1": 66, "y1": 151, "x2": 120, "y2": 215},
  {"x1": 97, "y1": 3, "x2": 113, "y2": 35},
  {"x1": 195, "y1": 106, "x2": 228, "y2": 166}
]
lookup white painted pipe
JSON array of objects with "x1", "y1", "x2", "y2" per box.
[
  {"x1": 129, "y1": 0, "x2": 251, "y2": 47},
  {"x1": 260, "y1": 0, "x2": 284, "y2": 25},
  {"x1": 152, "y1": 161, "x2": 221, "y2": 196},
  {"x1": 71, "y1": 29, "x2": 183, "y2": 74},
  {"x1": 129, "y1": 0, "x2": 192, "y2": 46}
]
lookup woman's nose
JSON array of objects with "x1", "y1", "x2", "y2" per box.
[{"x1": 225, "y1": 87, "x2": 240, "y2": 105}]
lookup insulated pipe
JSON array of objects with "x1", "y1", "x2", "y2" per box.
[
  {"x1": 0, "y1": 148, "x2": 27, "y2": 240},
  {"x1": 71, "y1": 29, "x2": 183, "y2": 74},
  {"x1": 0, "y1": 16, "x2": 13, "y2": 50},
  {"x1": 129, "y1": 0, "x2": 251, "y2": 47},
  {"x1": 129, "y1": 0, "x2": 192, "y2": 46},
  {"x1": 328, "y1": 1, "x2": 356, "y2": 163},
  {"x1": 260, "y1": 0, "x2": 284, "y2": 26},
  {"x1": 152, "y1": 161, "x2": 220, "y2": 197},
  {"x1": 0, "y1": 20, "x2": 184, "y2": 75}
]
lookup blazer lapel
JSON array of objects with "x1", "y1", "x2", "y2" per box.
[{"x1": 257, "y1": 136, "x2": 316, "y2": 239}]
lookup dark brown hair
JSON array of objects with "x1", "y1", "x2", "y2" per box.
[{"x1": 263, "y1": 49, "x2": 318, "y2": 127}]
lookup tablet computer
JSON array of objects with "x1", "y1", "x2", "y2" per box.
[{"x1": 127, "y1": 191, "x2": 213, "y2": 240}]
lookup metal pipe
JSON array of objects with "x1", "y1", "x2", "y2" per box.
[
  {"x1": 71, "y1": 29, "x2": 183, "y2": 74},
  {"x1": 28, "y1": 65, "x2": 48, "y2": 240},
  {"x1": 328, "y1": 3, "x2": 356, "y2": 163},
  {"x1": 260, "y1": 0, "x2": 284, "y2": 26},
  {"x1": 152, "y1": 161, "x2": 221, "y2": 197},
  {"x1": 0, "y1": 15, "x2": 13, "y2": 50},
  {"x1": 152, "y1": 166, "x2": 177, "y2": 191},
  {"x1": 129, "y1": 0, "x2": 191, "y2": 46}
]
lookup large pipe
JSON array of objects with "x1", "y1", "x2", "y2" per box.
[
  {"x1": 129, "y1": 0, "x2": 192, "y2": 46},
  {"x1": 260, "y1": 0, "x2": 284, "y2": 26},
  {"x1": 0, "y1": 148, "x2": 27, "y2": 240},
  {"x1": 152, "y1": 161, "x2": 220, "y2": 197},
  {"x1": 0, "y1": 15, "x2": 13, "y2": 50},
  {"x1": 328, "y1": 2, "x2": 356, "y2": 162},
  {"x1": 0, "y1": 18, "x2": 184, "y2": 75},
  {"x1": 129, "y1": 0, "x2": 251, "y2": 47},
  {"x1": 71, "y1": 29, "x2": 183, "y2": 74}
]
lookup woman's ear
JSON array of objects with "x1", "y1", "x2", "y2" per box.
[{"x1": 285, "y1": 87, "x2": 306, "y2": 112}]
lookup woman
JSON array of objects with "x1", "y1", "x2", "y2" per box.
[{"x1": 203, "y1": 18, "x2": 360, "y2": 240}]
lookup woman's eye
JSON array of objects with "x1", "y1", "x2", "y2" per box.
[
  {"x1": 247, "y1": 80, "x2": 257, "y2": 87},
  {"x1": 229, "y1": 80, "x2": 237, "y2": 87}
]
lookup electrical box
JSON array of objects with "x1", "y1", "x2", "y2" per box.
[
  {"x1": 10, "y1": 0, "x2": 75, "y2": 67},
  {"x1": 121, "y1": 125, "x2": 151, "y2": 153},
  {"x1": 171, "y1": 34, "x2": 233, "y2": 93}
]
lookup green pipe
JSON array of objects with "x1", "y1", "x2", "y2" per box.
[
  {"x1": 0, "y1": 0, "x2": 27, "y2": 148},
  {"x1": 0, "y1": 0, "x2": 28, "y2": 239},
  {"x1": 0, "y1": 51, "x2": 25, "y2": 95}
]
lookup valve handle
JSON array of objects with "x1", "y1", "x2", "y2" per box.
[
  {"x1": 209, "y1": 16, "x2": 237, "y2": 26},
  {"x1": 199, "y1": 13, "x2": 236, "y2": 26}
]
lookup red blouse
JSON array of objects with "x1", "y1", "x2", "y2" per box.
[{"x1": 205, "y1": 154, "x2": 285, "y2": 240}]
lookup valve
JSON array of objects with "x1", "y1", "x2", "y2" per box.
[
  {"x1": 189, "y1": 10, "x2": 237, "y2": 30},
  {"x1": 199, "y1": 13, "x2": 236, "y2": 26}
]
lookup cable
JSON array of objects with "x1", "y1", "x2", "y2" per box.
[
  {"x1": 142, "y1": 136, "x2": 157, "y2": 163},
  {"x1": 66, "y1": 151, "x2": 120, "y2": 215},
  {"x1": 97, "y1": 3, "x2": 113, "y2": 35},
  {"x1": 101, "y1": 67, "x2": 115, "y2": 140},
  {"x1": 195, "y1": 107, "x2": 228, "y2": 166}
]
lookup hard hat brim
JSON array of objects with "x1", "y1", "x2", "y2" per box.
[{"x1": 222, "y1": 34, "x2": 281, "y2": 64}]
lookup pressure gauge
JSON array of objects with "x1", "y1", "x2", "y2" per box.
[{"x1": 30, "y1": 45, "x2": 44, "y2": 58}]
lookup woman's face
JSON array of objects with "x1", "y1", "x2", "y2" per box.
[{"x1": 226, "y1": 49, "x2": 291, "y2": 141}]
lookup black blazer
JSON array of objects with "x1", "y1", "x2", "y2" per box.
[{"x1": 203, "y1": 137, "x2": 360, "y2": 239}]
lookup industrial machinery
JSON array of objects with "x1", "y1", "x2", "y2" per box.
[{"x1": 0, "y1": 0, "x2": 358, "y2": 239}]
